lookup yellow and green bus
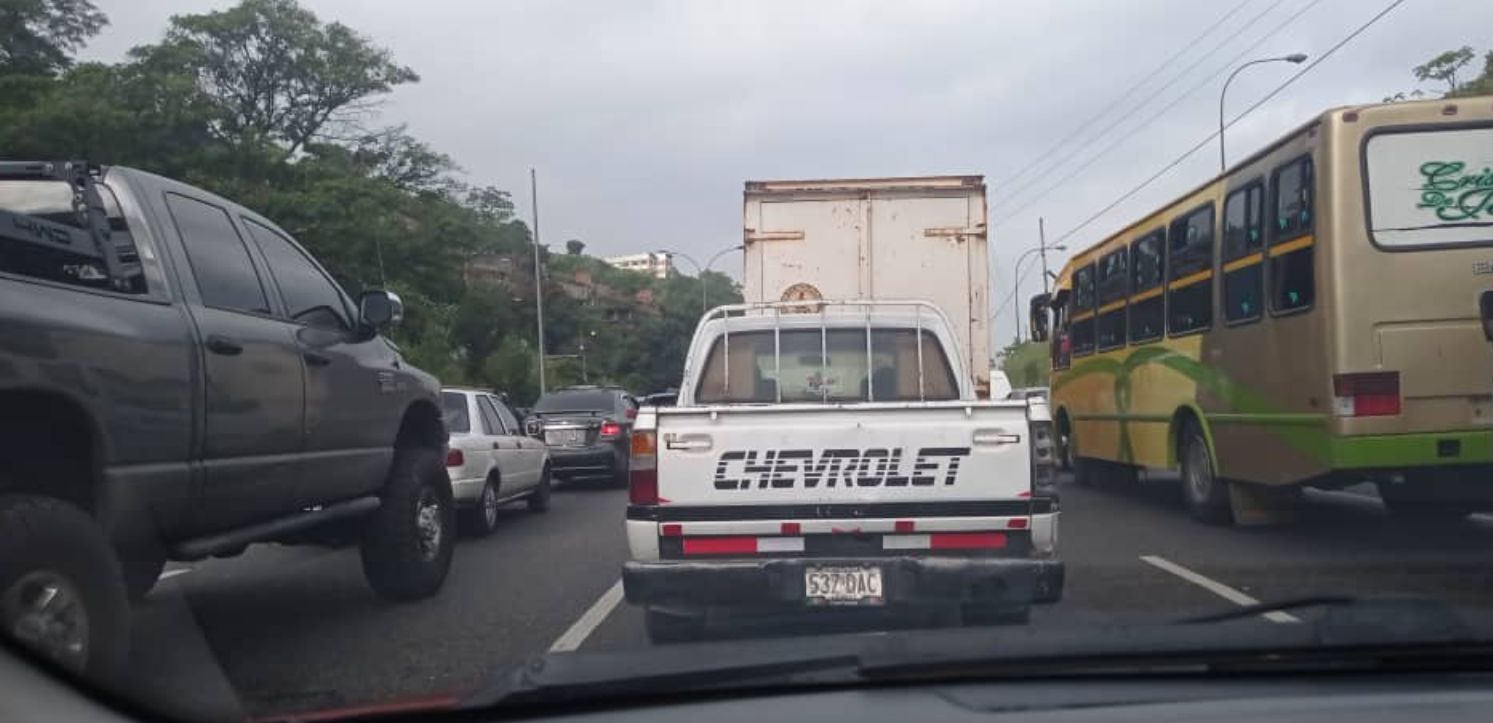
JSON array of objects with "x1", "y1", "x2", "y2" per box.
[{"x1": 1030, "y1": 96, "x2": 1493, "y2": 525}]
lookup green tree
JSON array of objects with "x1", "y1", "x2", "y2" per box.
[
  {"x1": 0, "y1": 0, "x2": 107, "y2": 77},
  {"x1": 565, "y1": 238, "x2": 585, "y2": 255},
  {"x1": 128, "y1": 0, "x2": 417, "y2": 156},
  {"x1": 1414, "y1": 46, "x2": 1476, "y2": 95}
]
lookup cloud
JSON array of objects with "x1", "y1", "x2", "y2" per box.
[{"x1": 81, "y1": 0, "x2": 1492, "y2": 348}]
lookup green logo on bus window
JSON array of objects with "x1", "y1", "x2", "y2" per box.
[{"x1": 1417, "y1": 161, "x2": 1493, "y2": 221}]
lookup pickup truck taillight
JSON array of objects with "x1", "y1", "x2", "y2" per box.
[
  {"x1": 629, "y1": 430, "x2": 659, "y2": 505},
  {"x1": 445, "y1": 449, "x2": 465, "y2": 467},
  {"x1": 1030, "y1": 419, "x2": 1057, "y2": 498},
  {"x1": 1333, "y1": 372, "x2": 1400, "y2": 417}
]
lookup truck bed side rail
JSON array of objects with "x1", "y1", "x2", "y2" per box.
[{"x1": 696, "y1": 299, "x2": 964, "y2": 404}]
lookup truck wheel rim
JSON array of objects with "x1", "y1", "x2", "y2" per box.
[
  {"x1": 415, "y1": 488, "x2": 444, "y2": 562},
  {"x1": 3, "y1": 571, "x2": 89, "y2": 673},
  {"x1": 482, "y1": 483, "x2": 499, "y2": 527},
  {"x1": 1185, "y1": 439, "x2": 1212, "y2": 501}
]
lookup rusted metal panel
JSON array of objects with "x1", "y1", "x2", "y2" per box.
[{"x1": 741, "y1": 177, "x2": 993, "y2": 396}]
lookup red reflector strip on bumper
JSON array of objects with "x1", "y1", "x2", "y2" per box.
[
  {"x1": 680, "y1": 537, "x2": 806, "y2": 555},
  {"x1": 932, "y1": 532, "x2": 1007, "y2": 550}
]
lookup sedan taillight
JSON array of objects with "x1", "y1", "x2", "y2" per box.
[
  {"x1": 600, "y1": 421, "x2": 623, "y2": 438},
  {"x1": 445, "y1": 448, "x2": 465, "y2": 467}
]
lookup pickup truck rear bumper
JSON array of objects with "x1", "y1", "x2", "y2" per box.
[{"x1": 623, "y1": 556, "x2": 1064, "y2": 609}]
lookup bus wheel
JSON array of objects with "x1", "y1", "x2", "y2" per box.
[
  {"x1": 1180, "y1": 423, "x2": 1233, "y2": 525},
  {"x1": 1377, "y1": 473, "x2": 1481, "y2": 520}
]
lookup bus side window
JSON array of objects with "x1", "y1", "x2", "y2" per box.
[
  {"x1": 1096, "y1": 248, "x2": 1127, "y2": 351},
  {"x1": 1222, "y1": 182, "x2": 1265, "y2": 325},
  {"x1": 1167, "y1": 203, "x2": 1215, "y2": 337},
  {"x1": 1128, "y1": 230, "x2": 1165, "y2": 344},
  {"x1": 1269, "y1": 156, "x2": 1315, "y2": 314},
  {"x1": 1071, "y1": 263, "x2": 1097, "y2": 357}
]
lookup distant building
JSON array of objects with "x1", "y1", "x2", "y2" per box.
[{"x1": 605, "y1": 252, "x2": 674, "y2": 279}]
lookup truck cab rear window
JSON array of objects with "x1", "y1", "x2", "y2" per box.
[
  {"x1": 696, "y1": 328, "x2": 958, "y2": 403},
  {"x1": 0, "y1": 180, "x2": 147, "y2": 293}
]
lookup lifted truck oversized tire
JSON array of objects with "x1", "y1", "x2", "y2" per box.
[
  {"x1": 0, "y1": 495, "x2": 129, "y2": 685},
  {"x1": 644, "y1": 607, "x2": 706, "y2": 644},
  {"x1": 360, "y1": 448, "x2": 456, "y2": 602}
]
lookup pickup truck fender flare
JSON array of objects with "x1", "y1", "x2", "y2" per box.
[
  {"x1": 0, "y1": 385, "x2": 110, "y2": 510},
  {"x1": 394, "y1": 398, "x2": 446, "y2": 451}
]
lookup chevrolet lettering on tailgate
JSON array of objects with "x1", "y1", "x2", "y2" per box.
[{"x1": 712, "y1": 448, "x2": 971, "y2": 490}]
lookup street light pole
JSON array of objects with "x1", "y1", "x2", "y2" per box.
[
  {"x1": 1219, "y1": 53, "x2": 1307, "y2": 171},
  {"x1": 658, "y1": 249, "x2": 703, "y2": 311},
  {"x1": 530, "y1": 168, "x2": 547, "y2": 394},
  {"x1": 702, "y1": 245, "x2": 744, "y2": 311},
  {"x1": 1038, "y1": 217, "x2": 1050, "y2": 295}
]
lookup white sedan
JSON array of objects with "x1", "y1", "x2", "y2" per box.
[{"x1": 441, "y1": 388, "x2": 553, "y2": 536}]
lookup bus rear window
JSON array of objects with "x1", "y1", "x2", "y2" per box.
[{"x1": 1365, "y1": 126, "x2": 1493, "y2": 249}]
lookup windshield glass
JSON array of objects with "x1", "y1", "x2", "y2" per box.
[{"x1": 6, "y1": 1, "x2": 1493, "y2": 721}]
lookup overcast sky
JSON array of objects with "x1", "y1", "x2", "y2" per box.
[{"x1": 81, "y1": 0, "x2": 1490, "y2": 344}]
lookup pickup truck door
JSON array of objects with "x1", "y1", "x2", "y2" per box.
[
  {"x1": 162, "y1": 194, "x2": 306, "y2": 533},
  {"x1": 241, "y1": 218, "x2": 395, "y2": 507}
]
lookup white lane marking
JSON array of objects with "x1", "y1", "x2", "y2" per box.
[
  {"x1": 158, "y1": 568, "x2": 192, "y2": 581},
  {"x1": 549, "y1": 579, "x2": 624, "y2": 653},
  {"x1": 1140, "y1": 555, "x2": 1300, "y2": 624}
]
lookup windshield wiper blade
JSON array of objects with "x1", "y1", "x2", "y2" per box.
[{"x1": 1179, "y1": 595, "x2": 1358, "y2": 624}]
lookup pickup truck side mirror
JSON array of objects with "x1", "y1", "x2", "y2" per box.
[
  {"x1": 1479, "y1": 290, "x2": 1493, "y2": 343},
  {"x1": 359, "y1": 290, "x2": 403, "y2": 330},
  {"x1": 1029, "y1": 293, "x2": 1052, "y2": 343}
]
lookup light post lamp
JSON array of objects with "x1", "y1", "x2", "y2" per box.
[{"x1": 1220, "y1": 54, "x2": 1307, "y2": 171}]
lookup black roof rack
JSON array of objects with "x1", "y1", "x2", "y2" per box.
[{"x1": 0, "y1": 160, "x2": 133, "y2": 291}]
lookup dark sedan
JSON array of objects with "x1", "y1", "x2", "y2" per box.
[{"x1": 528, "y1": 387, "x2": 638, "y2": 486}]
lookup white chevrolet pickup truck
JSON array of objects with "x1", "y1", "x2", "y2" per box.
[{"x1": 623, "y1": 300, "x2": 1063, "y2": 642}]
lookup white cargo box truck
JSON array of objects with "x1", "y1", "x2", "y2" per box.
[{"x1": 741, "y1": 176, "x2": 994, "y2": 397}]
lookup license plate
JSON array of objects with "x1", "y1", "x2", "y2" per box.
[
  {"x1": 545, "y1": 429, "x2": 584, "y2": 446},
  {"x1": 805, "y1": 567, "x2": 884, "y2": 606}
]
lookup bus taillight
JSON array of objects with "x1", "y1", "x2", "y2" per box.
[{"x1": 1333, "y1": 372, "x2": 1401, "y2": 417}]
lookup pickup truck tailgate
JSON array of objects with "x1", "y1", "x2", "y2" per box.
[{"x1": 656, "y1": 402, "x2": 1031, "y2": 507}]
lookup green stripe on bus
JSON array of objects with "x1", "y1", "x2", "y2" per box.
[
  {"x1": 1329, "y1": 431, "x2": 1493, "y2": 469},
  {"x1": 1053, "y1": 345, "x2": 1334, "y2": 464}
]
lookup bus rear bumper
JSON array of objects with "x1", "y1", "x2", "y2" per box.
[{"x1": 1328, "y1": 429, "x2": 1493, "y2": 470}]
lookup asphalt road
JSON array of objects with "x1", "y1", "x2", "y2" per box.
[{"x1": 121, "y1": 472, "x2": 1493, "y2": 721}]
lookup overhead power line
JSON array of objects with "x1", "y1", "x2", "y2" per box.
[
  {"x1": 990, "y1": 0, "x2": 1408, "y2": 323},
  {"x1": 989, "y1": 0, "x2": 1255, "y2": 196},
  {"x1": 990, "y1": 0, "x2": 1325, "y2": 231},
  {"x1": 991, "y1": 0, "x2": 1288, "y2": 216}
]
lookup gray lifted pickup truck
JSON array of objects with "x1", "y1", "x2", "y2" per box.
[{"x1": 0, "y1": 161, "x2": 456, "y2": 684}]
